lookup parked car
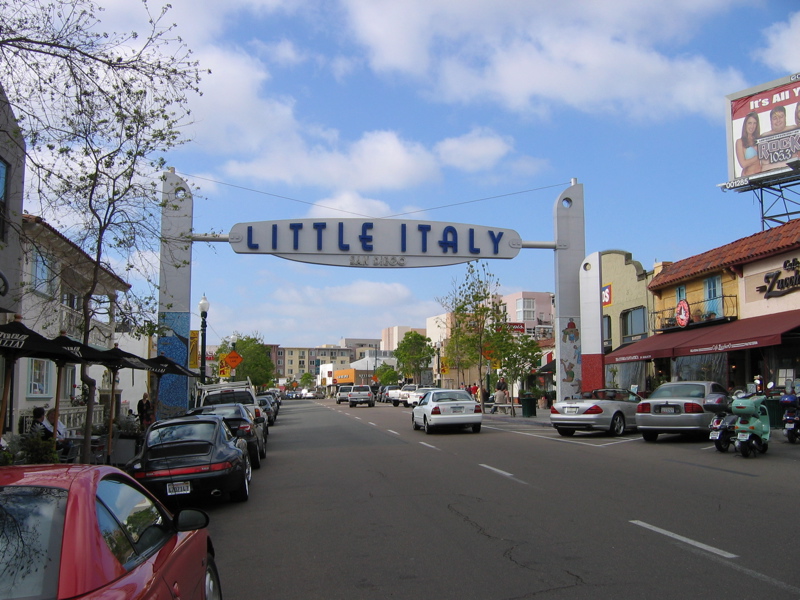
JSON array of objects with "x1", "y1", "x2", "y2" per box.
[
  {"x1": 411, "y1": 388, "x2": 483, "y2": 433},
  {"x1": 396, "y1": 384, "x2": 418, "y2": 407},
  {"x1": 635, "y1": 381, "x2": 730, "y2": 442},
  {"x1": 258, "y1": 393, "x2": 280, "y2": 419},
  {"x1": 127, "y1": 414, "x2": 252, "y2": 503},
  {"x1": 336, "y1": 385, "x2": 354, "y2": 404},
  {"x1": 407, "y1": 387, "x2": 438, "y2": 406},
  {"x1": 0, "y1": 464, "x2": 222, "y2": 600},
  {"x1": 187, "y1": 403, "x2": 267, "y2": 468},
  {"x1": 549, "y1": 388, "x2": 642, "y2": 437}
]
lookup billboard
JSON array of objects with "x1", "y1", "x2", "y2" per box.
[{"x1": 725, "y1": 72, "x2": 800, "y2": 188}]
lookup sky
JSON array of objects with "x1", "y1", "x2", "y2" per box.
[{"x1": 95, "y1": 0, "x2": 800, "y2": 347}]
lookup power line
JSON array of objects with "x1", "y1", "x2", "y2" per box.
[{"x1": 176, "y1": 171, "x2": 570, "y2": 219}]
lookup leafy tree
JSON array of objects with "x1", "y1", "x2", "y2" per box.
[
  {"x1": 494, "y1": 331, "x2": 542, "y2": 414},
  {"x1": 394, "y1": 331, "x2": 435, "y2": 384},
  {"x1": 375, "y1": 362, "x2": 400, "y2": 386},
  {"x1": 299, "y1": 372, "x2": 315, "y2": 389},
  {"x1": 0, "y1": 0, "x2": 205, "y2": 460},
  {"x1": 437, "y1": 261, "x2": 507, "y2": 409},
  {"x1": 217, "y1": 333, "x2": 276, "y2": 389}
]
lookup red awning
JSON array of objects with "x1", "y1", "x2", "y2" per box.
[
  {"x1": 673, "y1": 309, "x2": 800, "y2": 356},
  {"x1": 604, "y1": 327, "x2": 712, "y2": 364}
]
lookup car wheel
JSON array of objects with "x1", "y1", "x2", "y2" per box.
[
  {"x1": 403, "y1": 402, "x2": 409, "y2": 408},
  {"x1": 250, "y1": 445, "x2": 261, "y2": 469},
  {"x1": 642, "y1": 431, "x2": 659, "y2": 442},
  {"x1": 556, "y1": 427, "x2": 575, "y2": 437},
  {"x1": 336, "y1": 399, "x2": 340, "y2": 404},
  {"x1": 608, "y1": 413, "x2": 625, "y2": 436},
  {"x1": 205, "y1": 553, "x2": 223, "y2": 600},
  {"x1": 392, "y1": 400, "x2": 399, "y2": 407},
  {"x1": 369, "y1": 402, "x2": 375, "y2": 407},
  {"x1": 472, "y1": 423, "x2": 481, "y2": 433},
  {"x1": 412, "y1": 414, "x2": 420, "y2": 430},
  {"x1": 259, "y1": 436, "x2": 267, "y2": 458},
  {"x1": 349, "y1": 402, "x2": 356, "y2": 408},
  {"x1": 424, "y1": 417, "x2": 434, "y2": 434},
  {"x1": 231, "y1": 454, "x2": 251, "y2": 502}
]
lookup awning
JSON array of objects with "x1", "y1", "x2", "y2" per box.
[
  {"x1": 537, "y1": 360, "x2": 555, "y2": 373},
  {"x1": 673, "y1": 309, "x2": 800, "y2": 356},
  {"x1": 604, "y1": 328, "x2": 713, "y2": 364}
]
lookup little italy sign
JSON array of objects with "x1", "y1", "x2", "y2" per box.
[{"x1": 228, "y1": 219, "x2": 522, "y2": 267}]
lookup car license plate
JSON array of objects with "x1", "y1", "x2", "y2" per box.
[
  {"x1": 659, "y1": 406, "x2": 675, "y2": 414},
  {"x1": 450, "y1": 406, "x2": 464, "y2": 414},
  {"x1": 167, "y1": 482, "x2": 191, "y2": 496},
  {"x1": 787, "y1": 423, "x2": 795, "y2": 429},
  {"x1": 737, "y1": 433, "x2": 750, "y2": 441},
  {"x1": 565, "y1": 407, "x2": 578, "y2": 414},
  {"x1": 709, "y1": 431, "x2": 721, "y2": 440}
]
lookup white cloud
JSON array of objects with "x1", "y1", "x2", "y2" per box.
[
  {"x1": 753, "y1": 11, "x2": 800, "y2": 73},
  {"x1": 435, "y1": 128, "x2": 513, "y2": 172},
  {"x1": 307, "y1": 191, "x2": 393, "y2": 218},
  {"x1": 339, "y1": 0, "x2": 750, "y2": 120}
]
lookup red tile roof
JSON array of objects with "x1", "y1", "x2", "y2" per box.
[{"x1": 649, "y1": 219, "x2": 800, "y2": 290}]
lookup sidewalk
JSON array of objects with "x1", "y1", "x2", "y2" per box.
[{"x1": 482, "y1": 405, "x2": 551, "y2": 427}]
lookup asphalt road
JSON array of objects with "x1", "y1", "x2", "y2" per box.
[{"x1": 202, "y1": 398, "x2": 800, "y2": 600}]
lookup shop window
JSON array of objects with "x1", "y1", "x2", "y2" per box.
[
  {"x1": 704, "y1": 276, "x2": 722, "y2": 317},
  {"x1": 29, "y1": 358, "x2": 51, "y2": 396},
  {"x1": 621, "y1": 307, "x2": 647, "y2": 343},
  {"x1": 602, "y1": 315, "x2": 612, "y2": 348},
  {"x1": 675, "y1": 286, "x2": 686, "y2": 303}
]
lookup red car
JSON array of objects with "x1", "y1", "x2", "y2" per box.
[{"x1": 0, "y1": 464, "x2": 222, "y2": 599}]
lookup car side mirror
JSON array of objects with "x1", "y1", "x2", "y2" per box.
[
  {"x1": 254, "y1": 416, "x2": 265, "y2": 424},
  {"x1": 175, "y1": 508, "x2": 210, "y2": 532}
]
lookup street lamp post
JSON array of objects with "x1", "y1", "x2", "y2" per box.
[
  {"x1": 198, "y1": 295, "x2": 210, "y2": 384},
  {"x1": 230, "y1": 333, "x2": 238, "y2": 382}
]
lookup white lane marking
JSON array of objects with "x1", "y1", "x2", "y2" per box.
[
  {"x1": 419, "y1": 442, "x2": 439, "y2": 450},
  {"x1": 479, "y1": 463, "x2": 529, "y2": 486},
  {"x1": 368, "y1": 422, "x2": 377, "y2": 426},
  {"x1": 354, "y1": 417, "x2": 362, "y2": 420},
  {"x1": 387, "y1": 430, "x2": 400, "y2": 435},
  {"x1": 630, "y1": 520, "x2": 738, "y2": 559}
]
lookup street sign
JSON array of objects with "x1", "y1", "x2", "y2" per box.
[{"x1": 225, "y1": 350, "x2": 243, "y2": 369}]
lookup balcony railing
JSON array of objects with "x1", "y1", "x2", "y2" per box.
[
  {"x1": 651, "y1": 295, "x2": 738, "y2": 331},
  {"x1": 59, "y1": 307, "x2": 113, "y2": 347}
]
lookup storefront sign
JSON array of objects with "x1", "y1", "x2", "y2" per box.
[
  {"x1": 757, "y1": 257, "x2": 800, "y2": 298},
  {"x1": 228, "y1": 219, "x2": 522, "y2": 267},
  {"x1": 675, "y1": 299, "x2": 691, "y2": 327}
]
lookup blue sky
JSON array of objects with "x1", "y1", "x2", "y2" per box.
[{"x1": 100, "y1": 0, "x2": 800, "y2": 347}]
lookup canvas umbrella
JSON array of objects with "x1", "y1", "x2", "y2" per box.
[
  {"x1": 0, "y1": 316, "x2": 77, "y2": 442},
  {"x1": 50, "y1": 333, "x2": 114, "y2": 461},
  {"x1": 96, "y1": 344, "x2": 155, "y2": 461},
  {"x1": 145, "y1": 353, "x2": 198, "y2": 417}
]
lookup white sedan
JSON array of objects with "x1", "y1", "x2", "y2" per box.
[{"x1": 412, "y1": 389, "x2": 483, "y2": 434}]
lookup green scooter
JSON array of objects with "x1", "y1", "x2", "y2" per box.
[{"x1": 732, "y1": 381, "x2": 773, "y2": 458}]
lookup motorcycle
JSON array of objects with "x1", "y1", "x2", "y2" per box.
[
  {"x1": 781, "y1": 379, "x2": 800, "y2": 444},
  {"x1": 732, "y1": 381, "x2": 773, "y2": 458},
  {"x1": 705, "y1": 392, "x2": 737, "y2": 452}
]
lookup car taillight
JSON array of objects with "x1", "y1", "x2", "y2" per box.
[
  {"x1": 550, "y1": 406, "x2": 559, "y2": 414},
  {"x1": 585, "y1": 405, "x2": 603, "y2": 414},
  {"x1": 711, "y1": 418, "x2": 722, "y2": 427},
  {"x1": 637, "y1": 402, "x2": 651, "y2": 413},
  {"x1": 684, "y1": 402, "x2": 704, "y2": 413},
  {"x1": 432, "y1": 406, "x2": 441, "y2": 415},
  {"x1": 474, "y1": 404, "x2": 482, "y2": 413},
  {"x1": 239, "y1": 423, "x2": 252, "y2": 434},
  {"x1": 134, "y1": 461, "x2": 234, "y2": 478}
]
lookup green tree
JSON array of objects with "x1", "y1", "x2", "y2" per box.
[
  {"x1": 495, "y1": 331, "x2": 542, "y2": 413},
  {"x1": 217, "y1": 333, "x2": 275, "y2": 388},
  {"x1": 299, "y1": 372, "x2": 315, "y2": 389},
  {"x1": 394, "y1": 331, "x2": 435, "y2": 384},
  {"x1": 375, "y1": 362, "x2": 400, "y2": 386},
  {"x1": 438, "y1": 261, "x2": 507, "y2": 409}
]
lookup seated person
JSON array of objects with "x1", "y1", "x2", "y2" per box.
[
  {"x1": 44, "y1": 408, "x2": 73, "y2": 454},
  {"x1": 29, "y1": 406, "x2": 47, "y2": 438}
]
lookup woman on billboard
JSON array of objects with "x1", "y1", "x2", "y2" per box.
[{"x1": 736, "y1": 112, "x2": 762, "y2": 177}]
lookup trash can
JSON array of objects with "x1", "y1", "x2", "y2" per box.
[
  {"x1": 764, "y1": 397, "x2": 782, "y2": 429},
  {"x1": 520, "y1": 395, "x2": 537, "y2": 417}
]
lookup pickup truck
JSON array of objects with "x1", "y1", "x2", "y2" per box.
[
  {"x1": 336, "y1": 385, "x2": 353, "y2": 404},
  {"x1": 347, "y1": 385, "x2": 375, "y2": 407},
  {"x1": 394, "y1": 384, "x2": 418, "y2": 407}
]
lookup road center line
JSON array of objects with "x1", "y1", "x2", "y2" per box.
[
  {"x1": 419, "y1": 442, "x2": 439, "y2": 450},
  {"x1": 630, "y1": 520, "x2": 738, "y2": 558},
  {"x1": 479, "y1": 463, "x2": 530, "y2": 486},
  {"x1": 387, "y1": 429, "x2": 400, "y2": 435},
  {"x1": 368, "y1": 422, "x2": 376, "y2": 426}
]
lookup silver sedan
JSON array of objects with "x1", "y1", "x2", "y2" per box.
[
  {"x1": 412, "y1": 389, "x2": 482, "y2": 434},
  {"x1": 635, "y1": 380, "x2": 729, "y2": 442},
  {"x1": 550, "y1": 388, "x2": 642, "y2": 437}
]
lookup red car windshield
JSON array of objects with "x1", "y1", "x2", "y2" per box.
[{"x1": 0, "y1": 486, "x2": 67, "y2": 600}]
